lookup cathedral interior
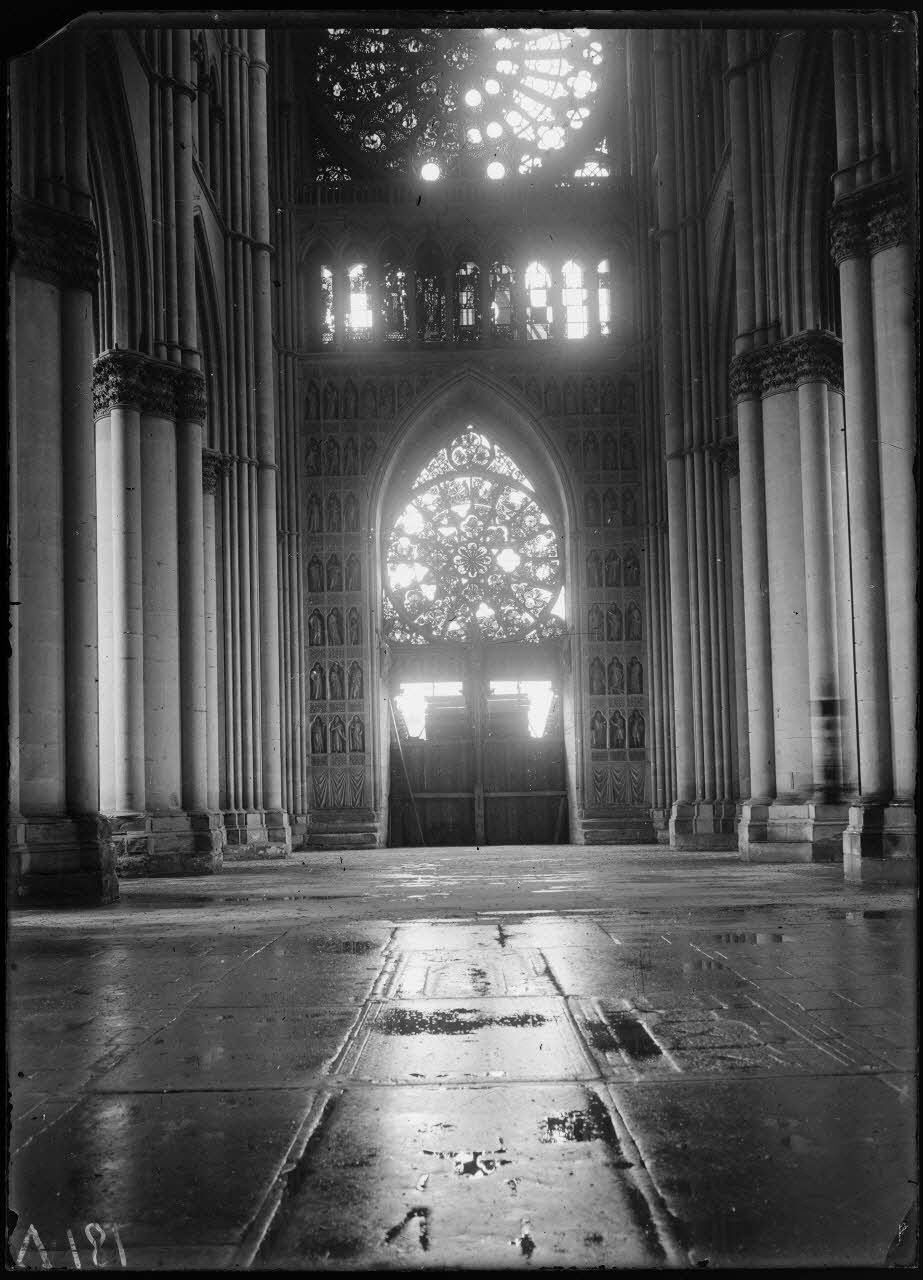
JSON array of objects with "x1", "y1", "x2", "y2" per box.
[{"x1": 5, "y1": 12, "x2": 919, "y2": 1271}]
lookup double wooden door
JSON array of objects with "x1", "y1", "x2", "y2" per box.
[{"x1": 387, "y1": 641, "x2": 568, "y2": 847}]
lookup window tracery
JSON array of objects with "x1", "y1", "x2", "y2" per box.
[{"x1": 384, "y1": 427, "x2": 565, "y2": 643}]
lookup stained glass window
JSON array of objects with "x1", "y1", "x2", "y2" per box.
[
  {"x1": 345, "y1": 263, "x2": 373, "y2": 342},
  {"x1": 525, "y1": 261, "x2": 553, "y2": 340},
  {"x1": 382, "y1": 262, "x2": 409, "y2": 342},
  {"x1": 320, "y1": 266, "x2": 335, "y2": 344},
  {"x1": 384, "y1": 428, "x2": 565, "y2": 642},
  {"x1": 489, "y1": 262, "x2": 516, "y2": 340},
  {"x1": 311, "y1": 28, "x2": 608, "y2": 184},
  {"x1": 597, "y1": 259, "x2": 611, "y2": 337},
  {"x1": 562, "y1": 259, "x2": 588, "y2": 339},
  {"x1": 455, "y1": 261, "x2": 480, "y2": 341}
]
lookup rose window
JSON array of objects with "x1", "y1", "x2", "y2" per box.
[{"x1": 385, "y1": 428, "x2": 565, "y2": 642}]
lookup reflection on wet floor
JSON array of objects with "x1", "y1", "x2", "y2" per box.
[{"x1": 7, "y1": 847, "x2": 917, "y2": 1271}]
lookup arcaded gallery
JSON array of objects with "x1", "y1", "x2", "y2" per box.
[{"x1": 6, "y1": 15, "x2": 918, "y2": 1271}]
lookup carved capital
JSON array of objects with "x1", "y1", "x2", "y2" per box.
[
  {"x1": 729, "y1": 332, "x2": 843, "y2": 402},
  {"x1": 11, "y1": 196, "x2": 98, "y2": 293},
  {"x1": 728, "y1": 349, "x2": 763, "y2": 402},
  {"x1": 829, "y1": 177, "x2": 913, "y2": 265},
  {"x1": 92, "y1": 349, "x2": 179, "y2": 419},
  {"x1": 201, "y1": 449, "x2": 227, "y2": 494},
  {"x1": 176, "y1": 369, "x2": 208, "y2": 422},
  {"x1": 712, "y1": 437, "x2": 739, "y2": 477}
]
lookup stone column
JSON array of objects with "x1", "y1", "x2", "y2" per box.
[
  {"x1": 10, "y1": 196, "x2": 117, "y2": 906},
  {"x1": 202, "y1": 451, "x2": 224, "y2": 813}
]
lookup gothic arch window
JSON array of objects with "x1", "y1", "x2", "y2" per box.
[
  {"x1": 562, "y1": 259, "x2": 588, "y2": 338},
  {"x1": 597, "y1": 258, "x2": 612, "y2": 336},
  {"x1": 455, "y1": 260, "x2": 480, "y2": 342},
  {"x1": 384, "y1": 426, "x2": 565, "y2": 643},
  {"x1": 489, "y1": 261, "x2": 516, "y2": 340},
  {"x1": 320, "y1": 265, "x2": 335, "y2": 345},
  {"x1": 345, "y1": 262, "x2": 373, "y2": 342},
  {"x1": 525, "y1": 261, "x2": 553, "y2": 339},
  {"x1": 416, "y1": 246, "x2": 446, "y2": 343},
  {"x1": 381, "y1": 253, "x2": 410, "y2": 342}
]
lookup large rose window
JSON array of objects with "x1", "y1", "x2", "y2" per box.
[{"x1": 385, "y1": 429, "x2": 565, "y2": 642}]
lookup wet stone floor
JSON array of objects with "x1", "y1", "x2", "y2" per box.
[{"x1": 6, "y1": 845, "x2": 918, "y2": 1270}]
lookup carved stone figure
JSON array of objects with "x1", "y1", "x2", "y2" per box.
[
  {"x1": 590, "y1": 711, "x2": 607, "y2": 749},
  {"x1": 608, "y1": 657, "x2": 624, "y2": 695},
  {"x1": 324, "y1": 437, "x2": 340, "y2": 476},
  {"x1": 589, "y1": 657, "x2": 606, "y2": 695},
  {"x1": 307, "y1": 493, "x2": 322, "y2": 532},
  {"x1": 308, "y1": 610, "x2": 325, "y2": 648},
  {"x1": 308, "y1": 556, "x2": 324, "y2": 594},
  {"x1": 330, "y1": 716, "x2": 347, "y2": 753},
  {"x1": 349, "y1": 715, "x2": 365, "y2": 753},
  {"x1": 584, "y1": 432, "x2": 599, "y2": 472},
  {"x1": 326, "y1": 493, "x2": 341, "y2": 532},
  {"x1": 379, "y1": 383, "x2": 395, "y2": 418},
  {"x1": 602, "y1": 432, "x2": 618, "y2": 471},
  {"x1": 588, "y1": 604, "x2": 604, "y2": 642},
  {"x1": 348, "y1": 661, "x2": 363, "y2": 700},
  {"x1": 343, "y1": 379, "x2": 357, "y2": 419},
  {"x1": 305, "y1": 380, "x2": 319, "y2": 421},
  {"x1": 343, "y1": 436, "x2": 358, "y2": 475},
  {"x1": 603, "y1": 488, "x2": 619, "y2": 527},
  {"x1": 362, "y1": 435, "x2": 377, "y2": 473},
  {"x1": 311, "y1": 717, "x2": 327, "y2": 754},
  {"x1": 327, "y1": 607, "x2": 343, "y2": 646},
  {"x1": 629, "y1": 710, "x2": 645, "y2": 749},
  {"x1": 309, "y1": 663, "x2": 326, "y2": 701},
  {"x1": 345, "y1": 554, "x2": 361, "y2": 591},
  {"x1": 624, "y1": 550, "x2": 640, "y2": 586},
  {"x1": 628, "y1": 656, "x2": 643, "y2": 694},
  {"x1": 326, "y1": 554, "x2": 342, "y2": 593},
  {"x1": 329, "y1": 662, "x2": 344, "y2": 700},
  {"x1": 610, "y1": 710, "x2": 626, "y2": 749},
  {"x1": 305, "y1": 436, "x2": 321, "y2": 474},
  {"x1": 605, "y1": 550, "x2": 621, "y2": 588},
  {"x1": 323, "y1": 380, "x2": 339, "y2": 419},
  {"x1": 361, "y1": 380, "x2": 377, "y2": 418},
  {"x1": 347, "y1": 607, "x2": 361, "y2": 646},
  {"x1": 585, "y1": 489, "x2": 601, "y2": 526},
  {"x1": 586, "y1": 550, "x2": 602, "y2": 589},
  {"x1": 606, "y1": 605, "x2": 623, "y2": 643},
  {"x1": 622, "y1": 487, "x2": 638, "y2": 527},
  {"x1": 344, "y1": 492, "x2": 359, "y2": 532},
  {"x1": 621, "y1": 430, "x2": 638, "y2": 470},
  {"x1": 627, "y1": 602, "x2": 642, "y2": 641}
]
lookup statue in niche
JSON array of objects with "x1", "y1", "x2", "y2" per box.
[
  {"x1": 525, "y1": 377, "x2": 542, "y2": 409},
  {"x1": 343, "y1": 380, "x2": 358, "y2": 419},
  {"x1": 348, "y1": 661, "x2": 363, "y2": 700},
  {"x1": 610, "y1": 710, "x2": 626, "y2": 749},
  {"x1": 308, "y1": 609, "x2": 325, "y2": 647},
  {"x1": 344, "y1": 492, "x2": 359, "y2": 532},
  {"x1": 309, "y1": 663, "x2": 326, "y2": 701},
  {"x1": 629, "y1": 710, "x2": 645, "y2": 749},
  {"x1": 589, "y1": 657, "x2": 606, "y2": 695},
  {"x1": 621, "y1": 431, "x2": 638, "y2": 471},
  {"x1": 347, "y1": 607, "x2": 361, "y2": 646},
  {"x1": 545, "y1": 378, "x2": 561, "y2": 416},
  {"x1": 327, "y1": 607, "x2": 343, "y2": 646},
  {"x1": 590, "y1": 711, "x2": 608, "y2": 749},
  {"x1": 329, "y1": 662, "x2": 344, "y2": 701},
  {"x1": 624, "y1": 549, "x2": 640, "y2": 586},
  {"x1": 361, "y1": 381, "x2": 377, "y2": 418},
  {"x1": 326, "y1": 554, "x2": 342, "y2": 593},
  {"x1": 305, "y1": 436, "x2": 321, "y2": 474},
  {"x1": 622, "y1": 487, "x2": 638, "y2": 527},
  {"x1": 343, "y1": 436, "x2": 358, "y2": 475},
  {"x1": 619, "y1": 378, "x2": 636, "y2": 414},
  {"x1": 345, "y1": 553, "x2": 361, "y2": 592},
  {"x1": 306, "y1": 493, "x2": 322, "y2": 533},
  {"x1": 305, "y1": 381, "x2": 320, "y2": 422},
  {"x1": 605, "y1": 550, "x2": 622, "y2": 588},
  {"x1": 588, "y1": 604, "x2": 604, "y2": 642},
  {"x1": 379, "y1": 382, "x2": 395, "y2": 418},
  {"x1": 330, "y1": 716, "x2": 347, "y2": 753},
  {"x1": 627, "y1": 602, "x2": 642, "y2": 641},
  {"x1": 608, "y1": 657, "x2": 624, "y2": 695},
  {"x1": 601, "y1": 376, "x2": 618, "y2": 415},
  {"x1": 311, "y1": 716, "x2": 327, "y2": 754},
  {"x1": 603, "y1": 488, "x2": 619, "y2": 527},
  {"x1": 628, "y1": 656, "x2": 643, "y2": 694},
  {"x1": 325, "y1": 493, "x2": 342, "y2": 532},
  {"x1": 308, "y1": 556, "x2": 324, "y2": 595},
  {"x1": 606, "y1": 605, "x2": 623, "y2": 643},
  {"x1": 585, "y1": 489, "x2": 601, "y2": 527},
  {"x1": 324, "y1": 436, "x2": 340, "y2": 476},
  {"x1": 586, "y1": 550, "x2": 602, "y2": 589},
  {"x1": 323, "y1": 380, "x2": 339, "y2": 420},
  {"x1": 349, "y1": 715, "x2": 365, "y2": 753},
  {"x1": 564, "y1": 377, "x2": 579, "y2": 415},
  {"x1": 362, "y1": 435, "x2": 377, "y2": 474},
  {"x1": 397, "y1": 378, "x2": 412, "y2": 409},
  {"x1": 603, "y1": 432, "x2": 619, "y2": 471},
  {"x1": 566, "y1": 435, "x2": 581, "y2": 468},
  {"x1": 584, "y1": 432, "x2": 599, "y2": 472},
  {"x1": 583, "y1": 377, "x2": 598, "y2": 414}
]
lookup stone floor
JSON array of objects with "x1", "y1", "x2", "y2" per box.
[{"x1": 6, "y1": 845, "x2": 919, "y2": 1271}]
